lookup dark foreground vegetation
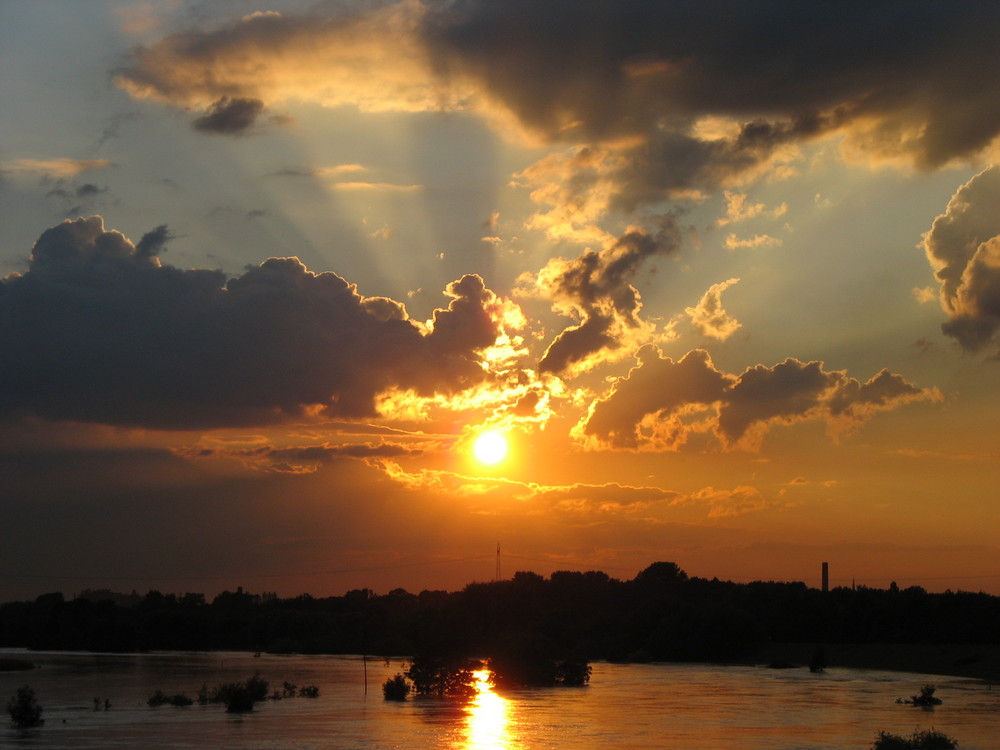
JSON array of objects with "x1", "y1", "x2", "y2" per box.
[
  {"x1": 147, "y1": 672, "x2": 319, "y2": 713},
  {"x1": 6, "y1": 685, "x2": 43, "y2": 728},
  {"x1": 1, "y1": 563, "x2": 997, "y2": 678},
  {"x1": 871, "y1": 729, "x2": 957, "y2": 749}
]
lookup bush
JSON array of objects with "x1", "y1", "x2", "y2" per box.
[
  {"x1": 872, "y1": 729, "x2": 958, "y2": 749},
  {"x1": 897, "y1": 685, "x2": 943, "y2": 707},
  {"x1": 223, "y1": 685, "x2": 255, "y2": 713},
  {"x1": 7, "y1": 685, "x2": 44, "y2": 728},
  {"x1": 383, "y1": 674, "x2": 410, "y2": 701},
  {"x1": 298, "y1": 685, "x2": 319, "y2": 698},
  {"x1": 147, "y1": 690, "x2": 167, "y2": 707},
  {"x1": 406, "y1": 655, "x2": 479, "y2": 697}
]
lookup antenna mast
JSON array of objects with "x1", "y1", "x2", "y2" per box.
[{"x1": 496, "y1": 541, "x2": 501, "y2": 581}]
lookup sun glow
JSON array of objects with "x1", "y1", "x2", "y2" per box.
[{"x1": 473, "y1": 430, "x2": 508, "y2": 465}]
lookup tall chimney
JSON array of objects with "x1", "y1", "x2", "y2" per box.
[{"x1": 821, "y1": 562, "x2": 829, "y2": 592}]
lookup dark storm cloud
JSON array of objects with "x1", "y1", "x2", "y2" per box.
[
  {"x1": 422, "y1": 0, "x2": 1000, "y2": 167},
  {"x1": 582, "y1": 347, "x2": 938, "y2": 451},
  {"x1": 192, "y1": 97, "x2": 266, "y2": 135},
  {"x1": 0, "y1": 216, "x2": 506, "y2": 429},
  {"x1": 425, "y1": 0, "x2": 1000, "y2": 210}
]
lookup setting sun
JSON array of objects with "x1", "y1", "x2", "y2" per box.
[{"x1": 472, "y1": 430, "x2": 509, "y2": 465}]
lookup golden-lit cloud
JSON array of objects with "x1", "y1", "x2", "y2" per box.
[
  {"x1": 724, "y1": 233, "x2": 783, "y2": 250},
  {"x1": 579, "y1": 346, "x2": 939, "y2": 452},
  {"x1": 716, "y1": 191, "x2": 788, "y2": 226},
  {"x1": 672, "y1": 485, "x2": 782, "y2": 519},
  {"x1": 923, "y1": 166, "x2": 1000, "y2": 353},
  {"x1": 519, "y1": 222, "x2": 681, "y2": 376},
  {"x1": 114, "y1": 2, "x2": 467, "y2": 116},
  {"x1": 685, "y1": 278, "x2": 742, "y2": 341}
]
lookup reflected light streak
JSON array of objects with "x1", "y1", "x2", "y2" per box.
[{"x1": 462, "y1": 669, "x2": 511, "y2": 750}]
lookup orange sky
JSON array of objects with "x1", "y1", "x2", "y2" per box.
[{"x1": 1, "y1": 0, "x2": 999, "y2": 600}]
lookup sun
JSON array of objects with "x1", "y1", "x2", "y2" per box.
[{"x1": 472, "y1": 430, "x2": 508, "y2": 465}]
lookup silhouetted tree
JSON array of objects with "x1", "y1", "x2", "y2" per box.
[{"x1": 406, "y1": 655, "x2": 478, "y2": 697}]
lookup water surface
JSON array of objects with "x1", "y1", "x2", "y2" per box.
[{"x1": 2, "y1": 650, "x2": 996, "y2": 749}]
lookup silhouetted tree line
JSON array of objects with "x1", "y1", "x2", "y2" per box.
[{"x1": 1, "y1": 563, "x2": 997, "y2": 663}]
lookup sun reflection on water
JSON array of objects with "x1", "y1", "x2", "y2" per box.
[{"x1": 462, "y1": 669, "x2": 511, "y2": 750}]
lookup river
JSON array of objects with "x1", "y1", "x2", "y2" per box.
[{"x1": 1, "y1": 650, "x2": 997, "y2": 748}]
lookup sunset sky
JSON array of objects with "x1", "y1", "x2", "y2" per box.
[{"x1": 3, "y1": 0, "x2": 1000, "y2": 602}]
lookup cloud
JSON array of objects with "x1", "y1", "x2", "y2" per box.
[
  {"x1": 1, "y1": 158, "x2": 112, "y2": 179},
  {"x1": 923, "y1": 166, "x2": 1000, "y2": 353},
  {"x1": 724, "y1": 233, "x2": 783, "y2": 250},
  {"x1": 113, "y1": 1, "x2": 1000, "y2": 242},
  {"x1": 673, "y1": 485, "x2": 778, "y2": 518},
  {"x1": 0, "y1": 216, "x2": 515, "y2": 429},
  {"x1": 520, "y1": 221, "x2": 682, "y2": 375},
  {"x1": 182, "y1": 441, "x2": 424, "y2": 473},
  {"x1": 685, "y1": 277, "x2": 741, "y2": 340},
  {"x1": 717, "y1": 191, "x2": 787, "y2": 226},
  {"x1": 579, "y1": 347, "x2": 939, "y2": 451},
  {"x1": 192, "y1": 97, "x2": 266, "y2": 134},
  {"x1": 423, "y1": 1, "x2": 1000, "y2": 166},
  {"x1": 114, "y1": 3, "x2": 459, "y2": 114},
  {"x1": 580, "y1": 347, "x2": 733, "y2": 450}
]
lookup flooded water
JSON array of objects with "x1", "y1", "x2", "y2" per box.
[{"x1": 1, "y1": 649, "x2": 997, "y2": 749}]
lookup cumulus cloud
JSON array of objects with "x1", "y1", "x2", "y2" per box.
[
  {"x1": 580, "y1": 347, "x2": 939, "y2": 451},
  {"x1": 923, "y1": 166, "x2": 1000, "y2": 353},
  {"x1": 580, "y1": 347, "x2": 733, "y2": 450},
  {"x1": 0, "y1": 216, "x2": 515, "y2": 429},
  {"x1": 519, "y1": 221, "x2": 682, "y2": 375},
  {"x1": 686, "y1": 278, "x2": 741, "y2": 340}
]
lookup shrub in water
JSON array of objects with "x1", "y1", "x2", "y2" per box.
[
  {"x1": 7, "y1": 685, "x2": 43, "y2": 728},
  {"x1": 911, "y1": 685, "x2": 943, "y2": 707},
  {"x1": 383, "y1": 674, "x2": 410, "y2": 701},
  {"x1": 210, "y1": 672, "x2": 269, "y2": 712},
  {"x1": 872, "y1": 728, "x2": 957, "y2": 749},
  {"x1": 298, "y1": 685, "x2": 319, "y2": 698},
  {"x1": 223, "y1": 685, "x2": 255, "y2": 713}
]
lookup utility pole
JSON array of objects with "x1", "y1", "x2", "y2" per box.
[{"x1": 496, "y1": 541, "x2": 501, "y2": 581}]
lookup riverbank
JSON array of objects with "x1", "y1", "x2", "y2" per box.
[{"x1": 744, "y1": 643, "x2": 1000, "y2": 682}]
